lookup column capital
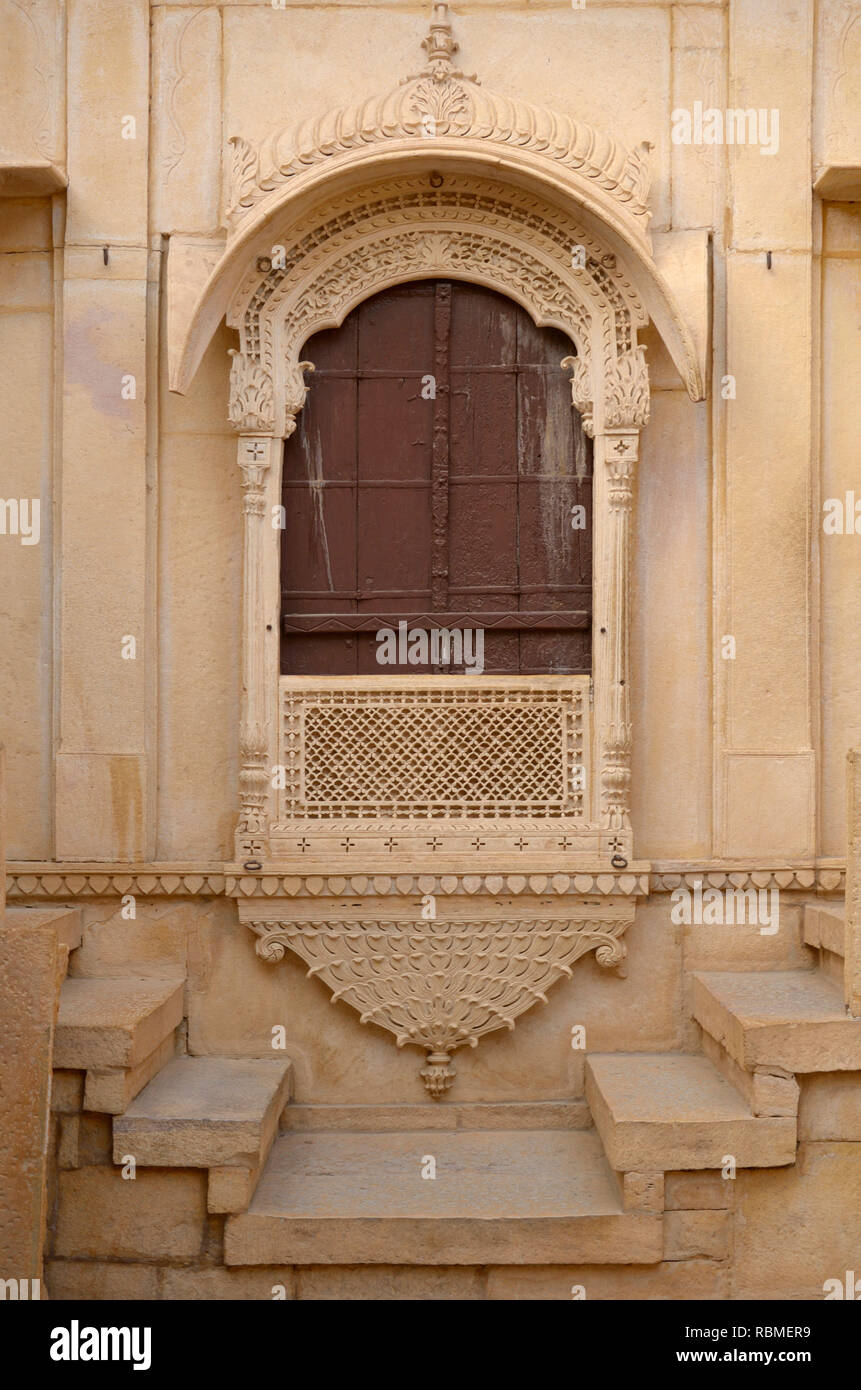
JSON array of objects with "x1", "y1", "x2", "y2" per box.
[{"x1": 603, "y1": 345, "x2": 650, "y2": 433}]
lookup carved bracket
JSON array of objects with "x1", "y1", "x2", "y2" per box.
[{"x1": 247, "y1": 909, "x2": 634, "y2": 1097}]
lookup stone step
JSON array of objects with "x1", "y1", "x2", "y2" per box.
[
  {"x1": 803, "y1": 904, "x2": 845, "y2": 957},
  {"x1": 54, "y1": 977, "x2": 184, "y2": 1113},
  {"x1": 692, "y1": 969, "x2": 861, "y2": 1073},
  {"x1": 224, "y1": 1129, "x2": 662, "y2": 1266},
  {"x1": 55, "y1": 977, "x2": 183, "y2": 1070},
  {"x1": 5, "y1": 906, "x2": 83, "y2": 956},
  {"x1": 585, "y1": 1053, "x2": 796, "y2": 1172},
  {"x1": 114, "y1": 1056, "x2": 294, "y2": 1213}
]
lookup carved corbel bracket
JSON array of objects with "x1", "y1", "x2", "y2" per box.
[
  {"x1": 246, "y1": 908, "x2": 634, "y2": 1097},
  {"x1": 229, "y1": 349, "x2": 274, "y2": 434},
  {"x1": 282, "y1": 360, "x2": 315, "y2": 439},
  {"x1": 604, "y1": 344, "x2": 650, "y2": 432},
  {"x1": 562, "y1": 351, "x2": 594, "y2": 438}
]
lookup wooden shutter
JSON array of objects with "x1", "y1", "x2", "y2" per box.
[{"x1": 281, "y1": 280, "x2": 592, "y2": 675}]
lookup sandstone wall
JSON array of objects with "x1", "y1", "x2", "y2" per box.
[{"x1": 2, "y1": 0, "x2": 855, "y2": 868}]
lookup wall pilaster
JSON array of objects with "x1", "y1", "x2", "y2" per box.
[
  {"x1": 716, "y1": 0, "x2": 816, "y2": 859},
  {"x1": 55, "y1": 0, "x2": 151, "y2": 860}
]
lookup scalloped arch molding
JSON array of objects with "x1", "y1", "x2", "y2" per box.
[{"x1": 167, "y1": 3, "x2": 707, "y2": 407}]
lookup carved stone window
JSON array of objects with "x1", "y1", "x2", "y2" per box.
[{"x1": 168, "y1": 4, "x2": 705, "y2": 1092}]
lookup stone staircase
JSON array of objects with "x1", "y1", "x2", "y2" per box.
[{"x1": 34, "y1": 891, "x2": 861, "y2": 1299}]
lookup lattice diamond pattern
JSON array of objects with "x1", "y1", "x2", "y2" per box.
[{"x1": 281, "y1": 680, "x2": 586, "y2": 818}]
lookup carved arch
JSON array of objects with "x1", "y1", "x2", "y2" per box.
[{"x1": 226, "y1": 173, "x2": 650, "y2": 441}]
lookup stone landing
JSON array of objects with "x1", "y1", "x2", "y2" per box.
[{"x1": 225, "y1": 1129, "x2": 662, "y2": 1266}]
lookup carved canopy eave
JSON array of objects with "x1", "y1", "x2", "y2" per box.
[{"x1": 227, "y1": 136, "x2": 654, "y2": 257}]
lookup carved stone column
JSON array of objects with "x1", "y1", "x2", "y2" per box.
[
  {"x1": 235, "y1": 433, "x2": 279, "y2": 862},
  {"x1": 593, "y1": 428, "x2": 638, "y2": 843},
  {"x1": 575, "y1": 343, "x2": 649, "y2": 855}
]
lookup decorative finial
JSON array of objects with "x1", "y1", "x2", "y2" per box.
[
  {"x1": 406, "y1": 3, "x2": 477, "y2": 87},
  {"x1": 422, "y1": 3, "x2": 458, "y2": 76}
]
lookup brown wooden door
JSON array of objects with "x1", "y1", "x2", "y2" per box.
[{"x1": 281, "y1": 280, "x2": 592, "y2": 675}]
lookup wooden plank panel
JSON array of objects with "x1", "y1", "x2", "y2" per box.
[
  {"x1": 357, "y1": 483, "x2": 432, "y2": 612},
  {"x1": 449, "y1": 480, "x2": 518, "y2": 596},
  {"x1": 449, "y1": 370, "x2": 518, "y2": 478},
  {"x1": 450, "y1": 282, "x2": 517, "y2": 366},
  {"x1": 358, "y1": 283, "x2": 435, "y2": 372},
  {"x1": 281, "y1": 279, "x2": 593, "y2": 677},
  {"x1": 282, "y1": 375, "x2": 357, "y2": 486},
  {"x1": 357, "y1": 376, "x2": 431, "y2": 482}
]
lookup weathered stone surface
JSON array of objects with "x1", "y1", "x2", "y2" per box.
[
  {"x1": 77, "y1": 1113, "x2": 114, "y2": 1167},
  {"x1": 208, "y1": 1166, "x2": 259, "y2": 1215},
  {"x1": 693, "y1": 969, "x2": 861, "y2": 1072},
  {"x1": 295, "y1": 1266, "x2": 485, "y2": 1301},
  {"x1": 0, "y1": 923, "x2": 65, "y2": 1280},
  {"x1": 54, "y1": 1168, "x2": 207, "y2": 1262},
  {"x1": 664, "y1": 1171, "x2": 735, "y2": 1212},
  {"x1": 281, "y1": 1100, "x2": 588, "y2": 1132},
  {"x1": 846, "y1": 749, "x2": 861, "y2": 1014},
  {"x1": 226, "y1": 1130, "x2": 662, "y2": 1266},
  {"x1": 803, "y1": 904, "x2": 845, "y2": 957},
  {"x1": 54, "y1": 977, "x2": 184, "y2": 1070},
  {"x1": 798, "y1": 1073, "x2": 861, "y2": 1141},
  {"x1": 681, "y1": 901, "x2": 811, "y2": 975},
  {"x1": 46, "y1": 1260, "x2": 160, "y2": 1302},
  {"x1": 57, "y1": 1115, "x2": 80, "y2": 1171},
  {"x1": 69, "y1": 901, "x2": 194, "y2": 980},
  {"x1": 160, "y1": 1266, "x2": 296, "y2": 1301},
  {"x1": 5, "y1": 906, "x2": 83, "y2": 955},
  {"x1": 486, "y1": 1259, "x2": 729, "y2": 1301},
  {"x1": 732, "y1": 1143, "x2": 861, "y2": 1299},
  {"x1": 586, "y1": 1053, "x2": 795, "y2": 1171},
  {"x1": 664, "y1": 1209, "x2": 731, "y2": 1261},
  {"x1": 700, "y1": 1028, "x2": 800, "y2": 1117},
  {"x1": 51, "y1": 1070, "x2": 84, "y2": 1115},
  {"x1": 83, "y1": 1030, "x2": 179, "y2": 1114},
  {"x1": 621, "y1": 1170, "x2": 665, "y2": 1213}
]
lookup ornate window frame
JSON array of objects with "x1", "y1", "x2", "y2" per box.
[{"x1": 170, "y1": 4, "x2": 703, "y2": 871}]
